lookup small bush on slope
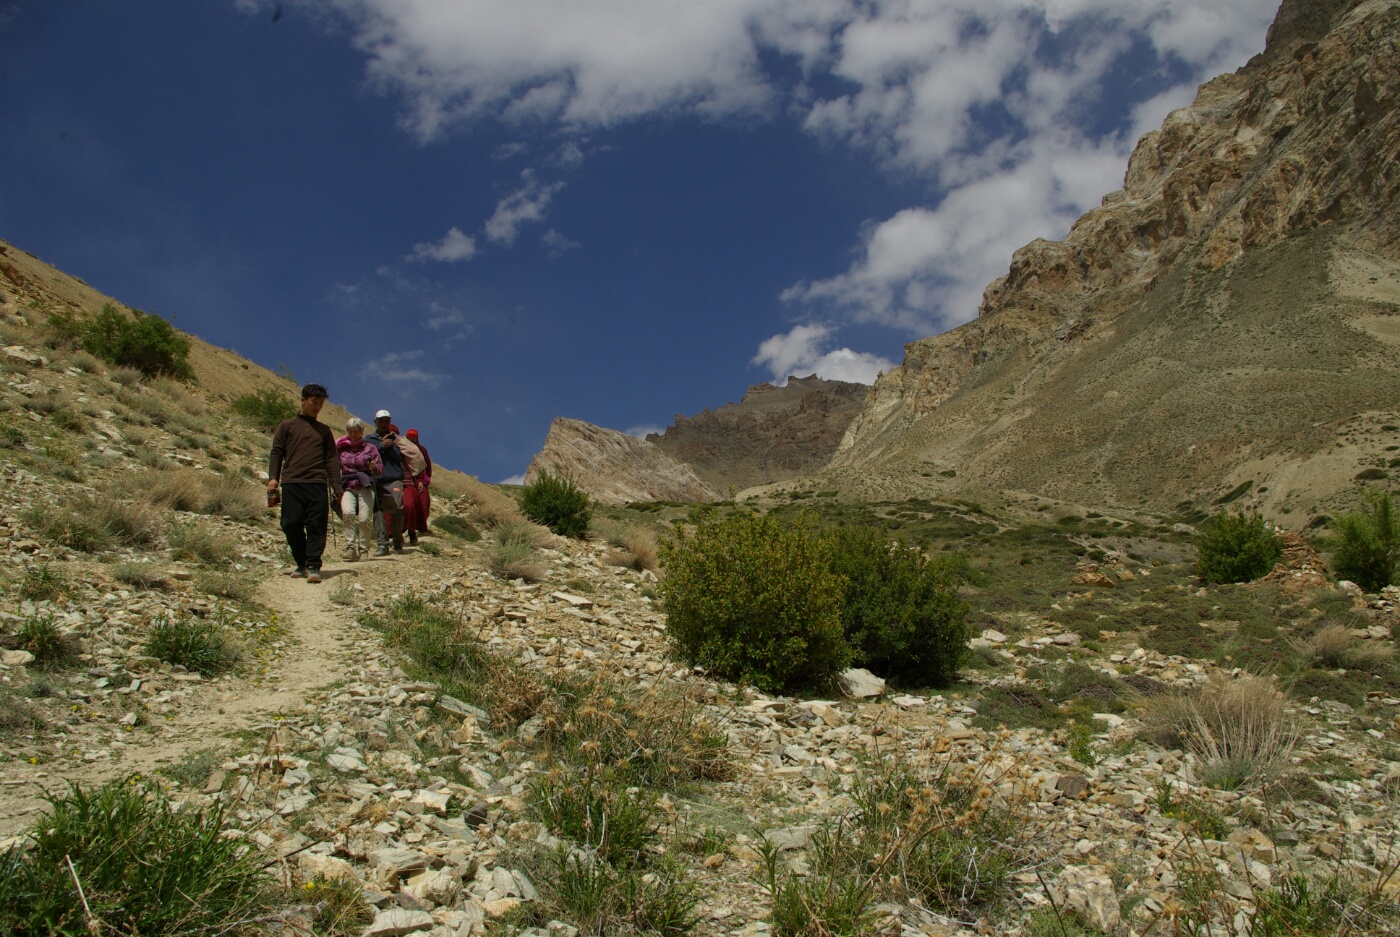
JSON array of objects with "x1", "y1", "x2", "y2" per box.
[
  {"x1": 520, "y1": 470, "x2": 592, "y2": 538},
  {"x1": 1195, "y1": 510, "x2": 1282, "y2": 584},
  {"x1": 1328, "y1": 491, "x2": 1400, "y2": 591},
  {"x1": 824, "y1": 525, "x2": 971, "y2": 687}
]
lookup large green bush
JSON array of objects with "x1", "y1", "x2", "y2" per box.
[
  {"x1": 1328, "y1": 492, "x2": 1400, "y2": 592},
  {"x1": 230, "y1": 386, "x2": 296, "y2": 430},
  {"x1": 1194, "y1": 510, "x2": 1283, "y2": 584},
  {"x1": 78, "y1": 304, "x2": 193, "y2": 380},
  {"x1": 660, "y1": 511, "x2": 849, "y2": 693},
  {"x1": 520, "y1": 470, "x2": 592, "y2": 538},
  {"x1": 824, "y1": 526, "x2": 971, "y2": 687}
]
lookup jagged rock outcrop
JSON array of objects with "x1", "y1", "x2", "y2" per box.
[
  {"x1": 646, "y1": 375, "x2": 868, "y2": 491},
  {"x1": 524, "y1": 417, "x2": 721, "y2": 504},
  {"x1": 829, "y1": 0, "x2": 1400, "y2": 515}
]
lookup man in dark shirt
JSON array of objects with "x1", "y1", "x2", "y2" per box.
[{"x1": 267, "y1": 384, "x2": 343, "y2": 583}]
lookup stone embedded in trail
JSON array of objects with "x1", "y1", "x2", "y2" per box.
[{"x1": 363, "y1": 907, "x2": 435, "y2": 937}]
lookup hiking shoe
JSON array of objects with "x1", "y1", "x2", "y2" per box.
[
  {"x1": 343, "y1": 549, "x2": 359, "y2": 562},
  {"x1": 408, "y1": 532, "x2": 419, "y2": 545},
  {"x1": 306, "y1": 570, "x2": 322, "y2": 584},
  {"x1": 373, "y1": 546, "x2": 390, "y2": 557},
  {"x1": 393, "y1": 536, "x2": 405, "y2": 554},
  {"x1": 288, "y1": 568, "x2": 307, "y2": 579}
]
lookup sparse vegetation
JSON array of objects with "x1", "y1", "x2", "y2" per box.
[
  {"x1": 166, "y1": 519, "x2": 238, "y2": 566},
  {"x1": 18, "y1": 565, "x2": 68, "y2": 601},
  {"x1": 229, "y1": 386, "x2": 297, "y2": 431},
  {"x1": 1136, "y1": 673, "x2": 1297, "y2": 789},
  {"x1": 520, "y1": 470, "x2": 593, "y2": 538},
  {"x1": 112, "y1": 561, "x2": 167, "y2": 590},
  {"x1": 13, "y1": 614, "x2": 80, "y2": 671},
  {"x1": 24, "y1": 495, "x2": 162, "y2": 553},
  {"x1": 145, "y1": 615, "x2": 238, "y2": 675},
  {"x1": 431, "y1": 514, "x2": 480, "y2": 541},
  {"x1": 1194, "y1": 510, "x2": 1283, "y2": 583}
]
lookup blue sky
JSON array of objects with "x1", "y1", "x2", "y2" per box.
[{"x1": 0, "y1": 0, "x2": 1276, "y2": 482}]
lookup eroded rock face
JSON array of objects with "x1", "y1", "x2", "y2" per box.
[
  {"x1": 832, "y1": 0, "x2": 1400, "y2": 511},
  {"x1": 524, "y1": 417, "x2": 721, "y2": 504},
  {"x1": 646, "y1": 375, "x2": 869, "y2": 491}
]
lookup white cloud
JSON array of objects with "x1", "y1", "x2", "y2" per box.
[
  {"x1": 542, "y1": 228, "x2": 580, "y2": 256},
  {"x1": 625, "y1": 423, "x2": 666, "y2": 439},
  {"x1": 303, "y1": 0, "x2": 1278, "y2": 336},
  {"x1": 375, "y1": 349, "x2": 449, "y2": 387},
  {"x1": 407, "y1": 226, "x2": 477, "y2": 263},
  {"x1": 784, "y1": 135, "x2": 1128, "y2": 332},
  {"x1": 752, "y1": 324, "x2": 895, "y2": 385},
  {"x1": 499, "y1": 473, "x2": 526, "y2": 485},
  {"x1": 484, "y1": 172, "x2": 565, "y2": 245}
]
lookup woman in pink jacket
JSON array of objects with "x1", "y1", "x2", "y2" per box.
[{"x1": 336, "y1": 418, "x2": 382, "y2": 560}]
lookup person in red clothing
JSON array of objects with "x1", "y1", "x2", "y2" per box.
[{"x1": 402, "y1": 428, "x2": 433, "y2": 545}]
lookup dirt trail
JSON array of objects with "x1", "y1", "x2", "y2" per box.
[{"x1": 0, "y1": 569, "x2": 369, "y2": 838}]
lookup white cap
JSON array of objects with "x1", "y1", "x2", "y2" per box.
[{"x1": 375, "y1": 409, "x2": 391, "y2": 419}]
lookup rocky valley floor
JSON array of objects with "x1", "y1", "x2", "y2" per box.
[{"x1": 1, "y1": 321, "x2": 1399, "y2": 936}]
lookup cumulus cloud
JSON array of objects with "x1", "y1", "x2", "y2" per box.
[
  {"x1": 752, "y1": 324, "x2": 895, "y2": 385},
  {"x1": 302, "y1": 0, "x2": 1277, "y2": 334},
  {"x1": 484, "y1": 172, "x2": 565, "y2": 245},
  {"x1": 499, "y1": 473, "x2": 526, "y2": 485},
  {"x1": 407, "y1": 226, "x2": 477, "y2": 263}
]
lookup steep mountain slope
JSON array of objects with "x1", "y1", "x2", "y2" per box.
[
  {"x1": 524, "y1": 417, "x2": 722, "y2": 504},
  {"x1": 524, "y1": 376, "x2": 867, "y2": 502},
  {"x1": 646, "y1": 375, "x2": 868, "y2": 491},
  {"x1": 823, "y1": 0, "x2": 1400, "y2": 517}
]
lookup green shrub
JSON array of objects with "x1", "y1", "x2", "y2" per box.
[
  {"x1": 432, "y1": 514, "x2": 481, "y2": 541},
  {"x1": 166, "y1": 520, "x2": 238, "y2": 566},
  {"x1": 1194, "y1": 510, "x2": 1283, "y2": 584},
  {"x1": 520, "y1": 470, "x2": 592, "y2": 538},
  {"x1": 79, "y1": 304, "x2": 193, "y2": 380},
  {"x1": 1328, "y1": 492, "x2": 1400, "y2": 592},
  {"x1": 0, "y1": 779, "x2": 277, "y2": 935},
  {"x1": 660, "y1": 511, "x2": 848, "y2": 693},
  {"x1": 229, "y1": 387, "x2": 296, "y2": 431},
  {"x1": 145, "y1": 616, "x2": 237, "y2": 675},
  {"x1": 823, "y1": 526, "x2": 970, "y2": 687},
  {"x1": 14, "y1": 614, "x2": 80, "y2": 671},
  {"x1": 18, "y1": 565, "x2": 68, "y2": 602}
]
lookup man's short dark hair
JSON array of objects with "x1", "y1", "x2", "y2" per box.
[{"x1": 301, "y1": 384, "x2": 328, "y2": 400}]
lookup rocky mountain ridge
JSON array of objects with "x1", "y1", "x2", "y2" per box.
[
  {"x1": 525, "y1": 376, "x2": 867, "y2": 503},
  {"x1": 819, "y1": 0, "x2": 1400, "y2": 516}
]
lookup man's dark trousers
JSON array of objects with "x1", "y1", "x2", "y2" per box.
[{"x1": 281, "y1": 482, "x2": 329, "y2": 572}]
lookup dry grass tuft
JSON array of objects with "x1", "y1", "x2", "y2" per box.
[
  {"x1": 605, "y1": 524, "x2": 659, "y2": 571},
  {"x1": 1298, "y1": 622, "x2": 1394, "y2": 673},
  {"x1": 1137, "y1": 673, "x2": 1297, "y2": 789},
  {"x1": 141, "y1": 468, "x2": 204, "y2": 512},
  {"x1": 489, "y1": 542, "x2": 547, "y2": 582},
  {"x1": 495, "y1": 518, "x2": 554, "y2": 549},
  {"x1": 199, "y1": 474, "x2": 263, "y2": 522}
]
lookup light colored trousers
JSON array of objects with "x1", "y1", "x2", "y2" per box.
[{"x1": 341, "y1": 488, "x2": 376, "y2": 553}]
